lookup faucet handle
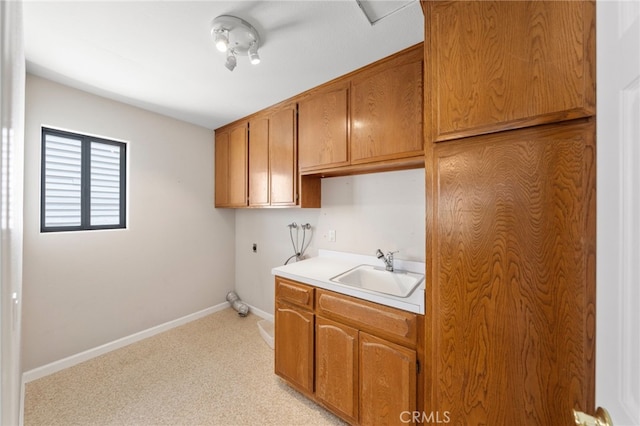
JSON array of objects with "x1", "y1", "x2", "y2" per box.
[{"x1": 376, "y1": 249, "x2": 398, "y2": 260}]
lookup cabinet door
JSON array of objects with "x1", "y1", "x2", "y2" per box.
[
  {"x1": 425, "y1": 1, "x2": 595, "y2": 142},
  {"x1": 360, "y1": 332, "x2": 416, "y2": 426},
  {"x1": 269, "y1": 104, "x2": 297, "y2": 206},
  {"x1": 248, "y1": 116, "x2": 269, "y2": 206},
  {"x1": 274, "y1": 302, "x2": 314, "y2": 394},
  {"x1": 350, "y1": 46, "x2": 423, "y2": 163},
  {"x1": 429, "y1": 120, "x2": 595, "y2": 424},
  {"x1": 228, "y1": 123, "x2": 248, "y2": 207},
  {"x1": 298, "y1": 84, "x2": 349, "y2": 171},
  {"x1": 315, "y1": 316, "x2": 358, "y2": 424},
  {"x1": 214, "y1": 130, "x2": 229, "y2": 207}
]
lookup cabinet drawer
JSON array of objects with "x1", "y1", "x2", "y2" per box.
[
  {"x1": 316, "y1": 289, "x2": 418, "y2": 347},
  {"x1": 275, "y1": 277, "x2": 314, "y2": 310}
]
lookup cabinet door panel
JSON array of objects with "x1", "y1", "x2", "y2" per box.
[
  {"x1": 351, "y1": 51, "x2": 423, "y2": 163},
  {"x1": 274, "y1": 303, "x2": 314, "y2": 394},
  {"x1": 426, "y1": 1, "x2": 595, "y2": 141},
  {"x1": 298, "y1": 85, "x2": 349, "y2": 170},
  {"x1": 430, "y1": 120, "x2": 595, "y2": 424},
  {"x1": 269, "y1": 105, "x2": 297, "y2": 205},
  {"x1": 249, "y1": 116, "x2": 269, "y2": 206},
  {"x1": 316, "y1": 317, "x2": 358, "y2": 423},
  {"x1": 214, "y1": 131, "x2": 229, "y2": 207},
  {"x1": 360, "y1": 332, "x2": 416, "y2": 426},
  {"x1": 228, "y1": 124, "x2": 248, "y2": 207}
]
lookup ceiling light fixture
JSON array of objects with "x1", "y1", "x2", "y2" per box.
[{"x1": 211, "y1": 15, "x2": 261, "y2": 71}]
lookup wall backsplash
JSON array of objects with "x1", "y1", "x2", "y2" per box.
[{"x1": 235, "y1": 168, "x2": 426, "y2": 315}]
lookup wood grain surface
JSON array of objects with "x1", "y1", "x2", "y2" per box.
[
  {"x1": 316, "y1": 289, "x2": 418, "y2": 347},
  {"x1": 298, "y1": 83, "x2": 349, "y2": 170},
  {"x1": 274, "y1": 303, "x2": 315, "y2": 395},
  {"x1": 248, "y1": 116, "x2": 269, "y2": 206},
  {"x1": 228, "y1": 123, "x2": 248, "y2": 207},
  {"x1": 426, "y1": 1, "x2": 596, "y2": 141},
  {"x1": 269, "y1": 104, "x2": 297, "y2": 206},
  {"x1": 360, "y1": 332, "x2": 417, "y2": 426},
  {"x1": 429, "y1": 119, "x2": 596, "y2": 425},
  {"x1": 350, "y1": 47, "x2": 423, "y2": 163},
  {"x1": 315, "y1": 316, "x2": 359, "y2": 423},
  {"x1": 214, "y1": 130, "x2": 229, "y2": 206}
]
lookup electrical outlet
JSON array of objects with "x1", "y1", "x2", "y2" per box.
[
  {"x1": 328, "y1": 230, "x2": 336, "y2": 242},
  {"x1": 252, "y1": 243, "x2": 257, "y2": 253}
]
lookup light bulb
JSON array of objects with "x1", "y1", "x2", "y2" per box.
[
  {"x1": 248, "y1": 42, "x2": 260, "y2": 65},
  {"x1": 214, "y1": 30, "x2": 228, "y2": 52}
]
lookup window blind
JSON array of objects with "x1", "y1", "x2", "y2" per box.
[
  {"x1": 90, "y1": 142, "x2": 121, "y2": 226},
  {"x1": 43, "y1": 134, "x2": 82, "y2": 227}
]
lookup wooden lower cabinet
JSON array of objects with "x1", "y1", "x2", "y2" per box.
[
  {"x1": 316, "y1": 316, "x2": 359, "y2": 424},
  {"x1": 359, "y1": 332, "x2": 417, "y2": 426},
  {"x1": 274, "y1": 302, "x2": 314, "y2": 394},
  {"x1": 275, "y1": 278, "x2": 421, "y2": 425}
]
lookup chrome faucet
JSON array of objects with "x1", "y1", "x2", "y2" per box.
[{"x1": 376, "y1": 249, "x2": 397, "y2": 272}]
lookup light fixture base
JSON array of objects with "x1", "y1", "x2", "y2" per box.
[{"x1": 211, "y1": 15, "x2": 260, "y2": 57}]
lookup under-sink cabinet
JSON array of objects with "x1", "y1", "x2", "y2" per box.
[{"x1": 274, "y1": 276, "x2": 423, "y2": 425}]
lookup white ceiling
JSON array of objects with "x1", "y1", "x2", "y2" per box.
[{"x1": 23, "y1": 1, "x2": 424, "y2": 130}]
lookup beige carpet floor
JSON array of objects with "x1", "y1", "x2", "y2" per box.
[{"x1": 23, "y1": 308, "x2": 345, "y2": 426}]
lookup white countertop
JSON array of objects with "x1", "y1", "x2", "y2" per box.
[{"x1": 271, "y1": 249, "x2": 425, "y2": 314}]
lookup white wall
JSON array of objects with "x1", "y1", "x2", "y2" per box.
[
  {"x1": 235, "y1": 168, "x2": 425, "y2": 315},
  {"x1": 22, "y1": 75, "x2": 235, "y2": 371},
  {"x1": 22, "y1": 76, "x2": 425, "y2": 370}
]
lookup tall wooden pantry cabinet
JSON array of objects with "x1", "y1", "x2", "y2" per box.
[{"x1": 421, "y1": 1, "x2": 596, "y2": 425}]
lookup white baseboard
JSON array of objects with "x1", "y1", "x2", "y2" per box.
[
  {"x1": 22, "y1": 302, "x2": 230, "y2": 383},
  {"x1": 247, "y1": 304, "x2": 273, "y2": 321}
]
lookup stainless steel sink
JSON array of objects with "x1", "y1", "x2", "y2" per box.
[{"x1": 330, "y1": 264, "x2": 424, "y2": 298}]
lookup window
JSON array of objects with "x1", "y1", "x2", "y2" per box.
[{"x1": 41, "y1": 127, "x2": 127, "y2": 232}]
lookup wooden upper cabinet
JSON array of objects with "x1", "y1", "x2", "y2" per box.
[
  {"x1": 227, "y1": 123, "x2": 248, "y2": 207},
  {"x1": 214, "y1": 121, "x2": 248, "y2": 207},
  {"x1": 214, "y1": 131, "x2": 229, "y2": 206},
  {"x1": 298, "y1": 82, "x2": 349, "y2": 171},
  {"x1": 248, "y1": 115, "x2": 270, "y2": 207},
  {"x1": 269, "y1": 104, "x2": 297, "y2": 206},
  {"x1": 249, "y1": 103, "x2": 298, "y2": 207},
  {"x1": 218, "y1": 103, "x2": 317, "y2": 209},
  {"x1": 424, "y1": 1, "x2": 596, "y2": 142},
  {"x1": 350, "y1": 45, "x2": 423, "y2": 163}
]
